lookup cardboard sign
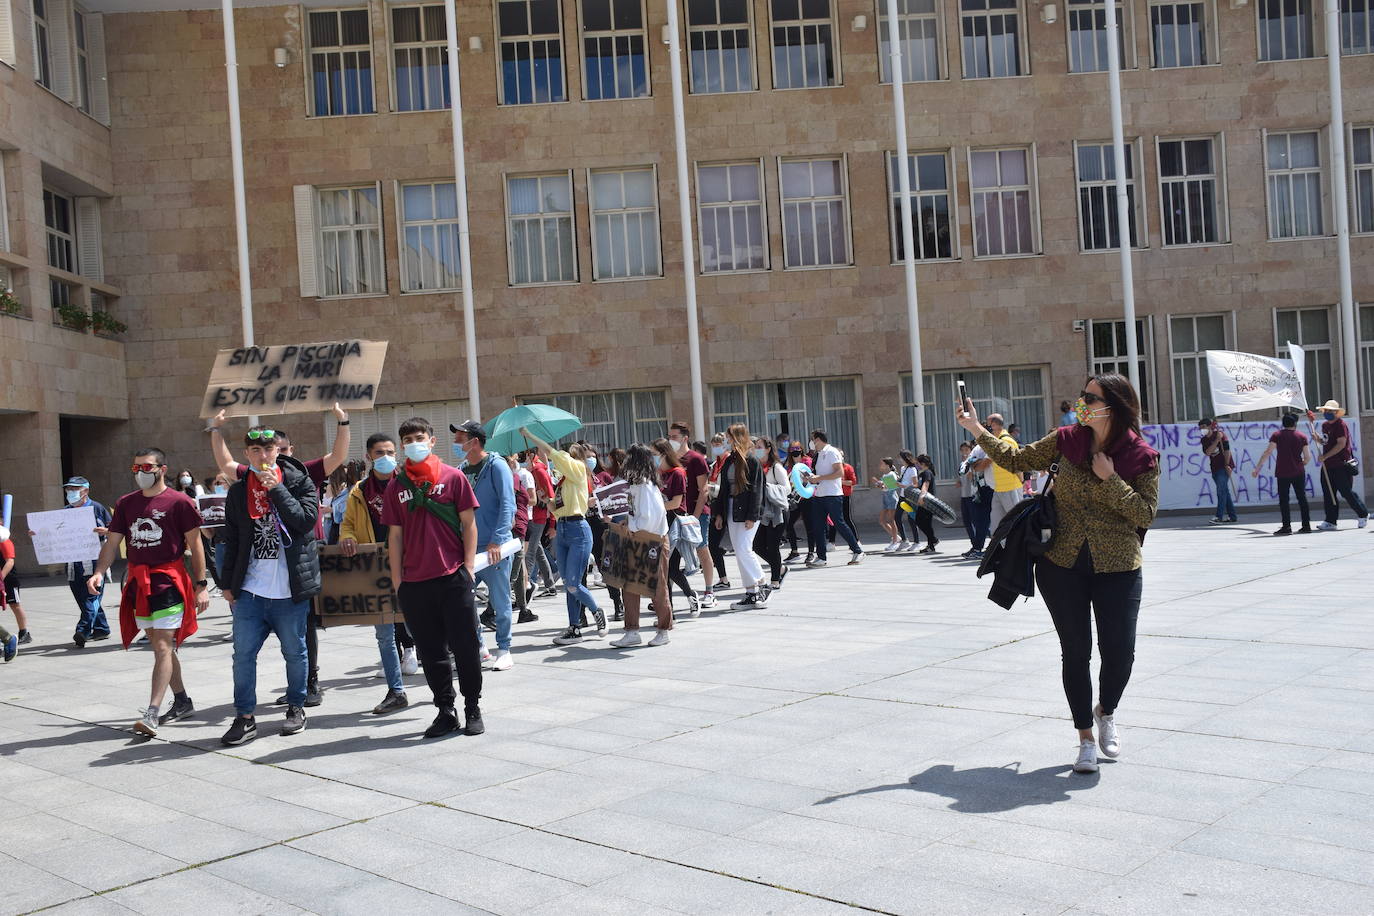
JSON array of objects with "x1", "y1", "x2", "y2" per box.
[
  {"x1": 593, "y1": 480, "x2": 630, "y2": 522},
  {"x1": 1206, "y1": 345, "x2": 1307, "y2": 415},
  {"x1": 199, "y1": 339, "x2": 388, "y2": 418},
  {"x1": 197, "y1": 496, "x2": 226, "y2": 528},
  {"x1": 599, "y1": 522, "x2": 667, "y2": 599},
  {"x1": 316, "y1": 543, "x2": 404, "y2": 628},
  {"x1": 27, "y1": 506, "x2": 101, "y2": 565}
]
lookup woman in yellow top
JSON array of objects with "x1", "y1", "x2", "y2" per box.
[
  {"x1": 521, "y1": 427, "x2": 606, "y2": 646},
  {"x1": 956, "y1": 372, "x2": 1160, "y2": 776}
]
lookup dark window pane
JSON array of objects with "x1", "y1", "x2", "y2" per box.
[
  {"x1": 801, "y1": 0, "x2": 830, "y2": 17},
  {"x1": 530, "y1": 0, "x2": 560, "y2": 31},
  {"x1": 500, "y1": 0, "x2": 530, "y2": 35},
  {"x1": 773, "y1": 0, "x2": 800, "y2": 20},
  {"x1": 393, "y1": 7, "x2": 421, "y2": 42},
  {"x1": 341, "y1": 9, "x2": 370, "y2": 45},
  {"x1": 310, "y1": 11, "x2": 339, "y2": 47},
  {"x1": 584, "y1": 0, "x2": 612, "y2": 30}
]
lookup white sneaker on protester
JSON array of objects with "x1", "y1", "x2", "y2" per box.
[
  {"x1": 1361, "y1": 516, "x2": 1369, "y2": 529},
  {"x1": 490, "y1": 649, "x2": 513, "y2": 671},
  {"x1": 1073, "y1": 739, "x2": 1099, "y2": 773},
  {"x1": 1317, "y1": 521, "x2": 1338, "y2": 531},
  {"x1": 401, "y1": 647, "x2": 419, "y2": 675},
  {"x1": 648, "y1": 629, "x2": 670, "y2": 647},
  {"x1": 1094, "y1": 705, "x2": 1120, "y2": 758},
  {"x1": 896, "y1": 540, "x2": 911, "y2": 552},
  {"x1": 480, "y1": 647, "x2": 492, "y2": 663},
  {"x1": 610, "y1": 630, "x2": 643, "y2": 648},
  {"x1": 848, "y1": 551, "x2": 865, "y2": 565},
  {"x1": 884, "y1": 542, "x2": 900, "y2": 553}
]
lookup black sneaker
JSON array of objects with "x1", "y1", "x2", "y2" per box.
[
  {"x1": 537, "y1": 587, "x2": 558, "y2": 598},
  {"x1": 553, "y1": 626, "x2": 584, "y2": 646},
  {"x1": 756, "y1": 587, "x2": 771, "y2": 606},
  {"x1": 730, "y1": 593, "x2": 762, "y2": 610},
  {"x1": 16, "y1": 630, "x2": 32, "y2": 645},
  {"x1": 1273, "y1": 527, "x2": 1293, "y2": 536},
  {"x1": 372, "y1": 689, "x2": 409, "y2": 715},
  {"x1": 90, "y1": 631, "x2": 111, "y2": 642},
  {"x1": 784, "y1": 550, "x2": 800, "y2": 562},
  {"x1": 73, "y1": 632, "x2": 86, "y2": 649},
  {"x1": 464, "y1": 705, "x2": 485, "y2": 736},
  {"x1": 778, "y1": 566, "x2": 789, "y2": 587},
  {"x1": 158, "y1": 695, "x2": 195, "y2": 725},
  {"x1": 591, "y1": 605, "x2": 607, "y2": 633},
  {"x1": 221, "y1": 716, "x2": 257, "y2": 746},
  {"x1": 918, "y1": 545, "x2": 937, "y2": 555},
  {"x1": 1297, "y1": 526, "x2": 1314, "y2": 534},
  {"x1": 712, "y1": 580, "x2": 732, "y2": 592},
  {"x1": 517, "y1": 610, "x2": 539, "y2": 624},
  {"x1": 424, "y1": 707, "x2": 460, "y2": 738},
  {"x1": 479, "y1": 610, "x2": 497, "y2": 632},
  {"x1": 612, "y1": 598, "x2": 624, "y2": 622},
  {"x1": 304, "y1": 675, "x2": 323, "y2": 708},
  {"x1": 282, "y1": 706, "x2": 307, "y2": 735}
]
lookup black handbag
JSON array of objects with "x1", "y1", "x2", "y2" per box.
[{"x1": 1025, "y1": 463, "x2": 1060, "y2": 555}]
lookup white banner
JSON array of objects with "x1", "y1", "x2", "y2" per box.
[
  {"x1": 1205, "y1": 346, "x2": 1307, "y2": 415},
  {"x1": 27, "y1": 506, "x2": 101, "y2": 565},
  {"x1": 1145, "y1": 418, "x2": 1359, "y2": 511}
]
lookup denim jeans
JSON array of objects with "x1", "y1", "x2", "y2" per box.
[
  {"x1": 476, "y1": 554, "x2": 514, "y2": 651},
  {"x1": 807, "y1": 495, "x2": 860, "y2": 560},
  {"x1": 525, "y1": 521, "x2": 555, "y2": 587},
  {"x1": 554, "y1": 518, "x2": 599, "y2": 627},
  {"x1": 1212, "y1": 469, "x2": 1236, "y2": 520},
  {"x1": 374, "y1": 623, "x2": 404, "y2": 692},
  {"x1": 231, "y1": 591, "x2": 309, "y2": 714},
  {"x1": 68, "y1": 569, "x2": 109, "y2": 638}
]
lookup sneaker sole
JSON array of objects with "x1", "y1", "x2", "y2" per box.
[
  {"x1": 281, "y1": 723, "x2": 307, "y2": 736},
  {"x1": 221, "y1": 730, "x2": 256, "y2": 746},
  {"x1": 1073, "y1": 762, "x2": 1099, "y2": 774},
  {"x1": 132, "y1": 721, "x2": 158, "y2": 737}
]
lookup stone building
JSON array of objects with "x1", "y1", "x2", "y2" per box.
[{"x1": 1, "y1": 0, "x2": 1371, "y2": 570}]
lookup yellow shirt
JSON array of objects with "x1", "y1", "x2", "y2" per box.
[
  {"x1": 989, "y1": 432, "x2": 1022, "y2": 492},
  {"x1": 546, "y1": 450, "x2": 589, "y2": 518}
]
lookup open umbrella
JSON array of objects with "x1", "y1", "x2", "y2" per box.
[{"x1": 485, "y1": 404, "x2": 582, "y2": 457}]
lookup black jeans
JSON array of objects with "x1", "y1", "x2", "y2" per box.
[
  {"x1": 1035, "y1": 550, "x2": 1143, "y2": 730},
  {"x1": 785, "y1": 504, "x2": 812, "y2": 553},
  {"x1": 668, "y1": 545, "x2": 697, "y2": 600},
  {"x1": 753, "y1": 522, "x2": 784, "y2": 583},
  {"x1": 707, "y1": 517, "x2": 728, "y2": 578},
  {"x1": 1321, "y1": 464, "x2": 1368, "y2": 524},
  {"x1": 1277, "y1": 475, "x2": 1311, "y2": 528},
  {"x1": 973, "y1": 486, "x2": 993, "y2": 550},
  {"x1": 397, "y1": 568, "x2": 483, "y2": 711},
  {"x1": 912, "y1": 507, "x2": 937, "y2": 546}
]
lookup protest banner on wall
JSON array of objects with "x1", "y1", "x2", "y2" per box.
[
  {"x1": 599, "y1": 522, "x2": 666, "y2": 598},
  {"x1": 1205, "y1": 346, "x2": 1307, "y2": 415},
  {"x1": 316, "y1": 543, "x2": 403, "y2": 628},
  {"x1": 199, "y1": 339, "x2": 388, "y2": 418},
  {"x1": 593, "y1": 480, "x2": 630, "y2": 522},
  {"x1": 1145, "y1": 418, "x2": 1359, "y2": 511},
  {"x1": 27, "y1": 506, "x2": 100, "y2": 565},
  {"x1": 197, "y1": 496, "x2": 226, "y2": 529}
]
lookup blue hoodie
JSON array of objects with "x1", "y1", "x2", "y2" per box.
[{"x1": 465, "y1": 451, "x2": 514, "y2": 549}]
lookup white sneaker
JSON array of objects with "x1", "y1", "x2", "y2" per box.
[
  {"x1": 698, "y1": 592, "x2": 716, "y2": 609},
  {"x1": 372, "y1": 668, "x2": 386, "y2": 679},
  {"x1": 883, "y1": 542, "x2": 900, "y2": 553},
  {"x1": 1317, "y1": 521, "x2": 1338, "y2": 531},
  {"x1": 133, "y1": 709, "x2": 159, "y2": 737},
  {"x1": 490, "y1": 649, "x2": 514, "y2": 671},
  {"x1": 805, "y1": 558, "x2": 828, "y2": 568},
  {"x1": 1361, "y1": 516, "x2": 1369, "y2": 529},
  {"x1": 610, "y1": 630, "x2": 643, "y2": 648},
  {"x1": 648, "y1": 629, "x2": 671, "y2": 647},
  {"x1": 400, "y1": 647, "x2": 419, "y2": 675},
  {"x1": 1073, "y1": 739, "x2": 1099, "y2": 774},
  {"x1": 896, "y1": 540, "x2": 912, "y2": 552},
  {"x1": 1094, "y1": 706, "x2": 1120, "y2": 758},
  {"x1": 480, "y1": 647, "x2": 492, "y2": 663},
  {"x1": 848, "y1": 551, "x2": 865, "y2": 566}
]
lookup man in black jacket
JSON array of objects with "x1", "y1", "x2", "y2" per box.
[{"x1": 219, "y1": 427, "x2": 321, "y2": 745}]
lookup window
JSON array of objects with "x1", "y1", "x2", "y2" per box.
[
  {"x1": 1148, "y1": 0, "x2": 1210, "y2": 66},
  {"x1": 32, "y1": 0, "x2": 52, "y2": 88},
  {"x1": 523, "y1": 389, "x2": 668, "y2": 453},
  {"x1": 687, "y1": 0, "x2": 755, "y2": 93},
  {"x1": 1359, "y1": 305, "x2": 1374, "y2": 412},
  {"x1": 44, "y1": 188, "x2": 75, "y2": 274},
  {"x1": 1276, "y1": 307, "x2": 1334, "y2": 407},
  {"x1": 506, "y1": 172, "x2": 576, "y2": 284},
  {"x1": 1074, "y1": 140, "x2": 1142, "y2": 250},
  {"x1": 0, "y1": 159, "x2": 10, "y2": 253},
  {"x1": 1258, "y1": 0, "x2": 1314, "y2": 60},
  {"x1": 73, "y1": 8, "x2": 90, "y2": 111},
  {"x1": 590, "y1": 167, "x2": 661, "y2": 280},
  {"x1": 317, "y1": 186, "x2": 385, "y2": 297},
  {"x1": 878, "y1": 0, "x2": 943, "y2": 82},
  {"x1": 0, "y1": 0, "x2": 16, "y2": 67},
  {"x1": 779, "y1": 157, "x2": 851, "y2": 268},
  {"x1": 1169, "y1": 313, "x2": 1228, "y2": 421},
  {"x1": 1355, "y1": 126, "x2": 1374, "y2": 234},
  {"x1": 1067, "y1": 0, "x2": 1132, "y2": 73},
  {"x1": 960, "y1": 0, "x2": 1024, "y2": 78},
  {"x1": 770, "y1": 0, "x2": 839, "y2": 89},
  {"x1": 1266, "y1": 130, "x2": 1324, "y2": 239},
  {"x1": 581, "y1": 0, "x2": 649, "y2": 99},
  {"x1": 901, "y1": 368, "x2": 1046, "y2": 479},
  {"x1": 308, "y1": 9, "x2": 375, "y2": 116},
  {"x1": 969, "y1": 147, "x2": 1038, "y2": 257},
  {"x1": 1158, "y1": 135, "x2": 1225, "y2": 246},
  {"x1": 1088, "y1": 318, "x2": 1155, "y2": 420},
  {"x1": 325, "y1": 398, "x2": 472, "y2": 461},
  {"x1": 1345, "y1": 0, "x2": 1374, "y2": 54},
  {"x1": 887, "y1": 151, "x2": 955, "y2": 260},
  {"x1": 498, "y1": 0, "x2": 567, "y2": 104},
  {"x1": 400, "y1": 181, "x2": 462, "y2": 293},
  {"x1": 713, "y1": 377, "x2": 862, "y2": 467},
  {"x1": 392, "y1": 4, "x2": 450, "y2": 112},
  {"x1": 697, "y1": 161, "x2": 767, "y2": 272}
]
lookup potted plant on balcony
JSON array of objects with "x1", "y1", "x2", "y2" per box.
[
  {"x1": 55, "y1": 302, "x2": 93, "y2": 331},
  {"x1": 91, "y1": 309, "x2": 127, "y2": 335},
  {"x1": 0, "y1": 287, "x2": 21, "y2": 317}
]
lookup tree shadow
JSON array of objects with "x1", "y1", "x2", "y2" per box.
[{"x1": 815, "y1": 761, "x2": 1101, "y2": 814}]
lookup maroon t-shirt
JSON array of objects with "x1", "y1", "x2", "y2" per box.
[
  {"x1": 381, "y1": 463, "x2": 480, "y2": 583},
  {"x1": 1270, "y1": 428, "x2": 1308, "y2": 479},
  {"x1": 682, "y1": 450, "x2": 710, "y2": 516},
  {"x1": 1321, "y1": 418, "x2": 1353, "y2": 469},
  {"x1": 108, "y1": 488, "x2": 203, "y2": 593},
  {"x1": 659, "y1": 466, "x2": 688, "y2": 517}
]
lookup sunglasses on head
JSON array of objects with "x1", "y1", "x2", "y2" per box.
[
  {"x1": 131, "y1": 462, "x2": 163, "y2": 473},
  {"x1": 1079, "y1": 391, "x2": 1106, "y2": 405},
  {"x1": 247, "y1": 429, "x2": 277, "y2": 441}
]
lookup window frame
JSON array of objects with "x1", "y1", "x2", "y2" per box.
[
  {"x1": 1064, "y1": 0, "x2": 1136, "y2": 74},
  {"x1": 885, "y1": 148, "x2": 960, "y2": 262},
  {"x1": 900, "y1": 366, "x2": 1049, "y2": 481},
  {"x1": 314, "y1": 183, "x2": 387, "y2": 300},
  {"x1": 305, "y1": 7, "x2": 377, "y2": 118},
  {"x1": 1343, "y1": 0, "x2": 1374, "y2": 55},
  {"x1": 396, "y1": 179, "x2": 463, "y2": 294},
  {"x1": 876, "y1": 0, "x2": 947, "y2": 83},
  {"x1": 587, "y1": 164, "x2": 664, "y2": 282},
  {"x1": 1087, "y1": 316, "x2": 1157, "y2": 421},
  {"x1": 1352, "y1": 123, "x2": 1374, "y2": 235},
  {"x1": 695, "y1": 158, "x2": 770, "y2": 274},
  {"x1": 72, "y1": 5, "x2": 90, "y2": 112},
  {"x1": 768, "y1": 0, "x2": 843, "y2": 90},
  {"x1": 1072, "y1": 138, "x2": 1147, "y2": 252},
  {"x1": 1256, "y1": 0, "x2": 1318, "y2": 61},
  {"x1": 1358, "y1": 303, "x2": 1374, "y2": 415},
  {"x1": 1146, "y1": 0, "x2": 1217, "y2": 68},
  {"x1": 504, "y1": 169, "x2": 579, "y2": 286},
  {"x1": 388, "y1": 2, "x2": 451, "y2": 113},
  {"x1": 495, "y1": 0, "x2": 569, "y2": 106},
  {"x1": 1274, "y1": 305, "x2": 1338, "y2": 409},
  {"x1": 1167, "y1": 311, "x2": 1232, "y2": 422},
  {"x1": 43, "y1": 186, "x2": 76, "y2": 274},
  {"x1": 685, "y1": 0, "x2": 759, "y2": 94},
  {"x1": 520, "y1": 387, "x2": 670, "y2": 451},
  {"x1": 958, "y1": 0, "x2": 1029, "y2": 79},
  {"x1": 578, "y1": 0, "x2": 652, "y2": 101},
  {"x1": 777, "y1": 154, "x2": 854, "y2": 270},
  {"x1": 1263, "y1": 127, "x2": 1327, "y2": 241},
  {"x1": 966, "y1": 144, "x2": 1042, "y2": 259},
  {"x1": 711, "y1": 376, "x2": 864, "y2": 469},
  {"x1": 1155, "y1": 133, "x2": 1230, "y2": 247},
  {"x1": 32, "y1": 0, "x2": 53, "y2": 89}
]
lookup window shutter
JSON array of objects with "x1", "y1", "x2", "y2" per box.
[
  {"x1": 293, "y1": 184, "x2": 319, "y2": 297},
  {"x1": 0, "y1": 165, "x2": 10, "y2": 252},
  {"x1": 48, "y1": 0, "x2": 74, "y2": 101},
  {"x1": 76, "y1": 196, "x2": 103, "y2": 281},
  {"x1": 0, "y1": 0, "x2": 16, "y2": 66},
  {"x1": 86, "y1": 12, "x2": 109, "y2": 125}
]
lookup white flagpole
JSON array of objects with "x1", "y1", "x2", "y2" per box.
[
  {"x1": 220, "y1": 0, "x2": 257, "y2": 423},
  {"x1": 443, "y1": 0, "x2": 481, "y2": 418},
  {"x1": 1103, "y1": 0, "x2": 1139, "y2": 392},
  {"x1": 883, "y1": 0, "x2": 926, "y2": 453},
  {"x1": 665, "y1": 0, "x2": 706, "y2": 438},
  {"x1": 1325, "y1": 0, "x2": 1358, "y2": 420}
]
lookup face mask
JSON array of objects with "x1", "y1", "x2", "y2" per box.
[
  {"x1": 653, "y1": 455, "x2": 663, "y2": 469},
  {"x1": 670, "y1": 439, "x2": 685, "y2": 452},
  {"x1": 404, "y1": 441, "x2": 432, "y2": 463},
  {"x1": 1074, "y1": 397, "x2": 1110, "y2": 425},
  {"x1": 518, "y1": 461, "x2": 528, "y2": 469},
  {"x1": 789, "y1": 450, "x2": 802, "y2": 458},
  {"x1": 214, "y1": 485, "x2": 228, "y2": 496},
  {"x1": 65, "y1": 490, "x2": 84, "y2": 505},
  {"x1": 178, "y1": 475, "x2": 192, "y2": 487},
  {"x1": 373, "y1": 455, "x2": 397, "y2": 475},
  {"x1": 753, "y1": 448, "x2": 767, "y2": 462},
  {"x1": 711, "y1": 445, "x2": 725, "y2": 457},
  {"x1": 135, "y1": 471, "x2": 159, "y2": 490},
  {"x1": 585, "y1": 457, "x2": 598, "y2": 471},
  {"x1": 1324, "y1": 411, "x2": 1336, "y2": 421},
  {"x1": 778, "y1": 438, "x2": 791, "y2": 450}
]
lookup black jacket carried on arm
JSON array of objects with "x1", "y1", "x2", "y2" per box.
[
  {"x1": 975, "y1": 493, "x2": 1058, "y2": 610},
  {"x1": 711, "y1": 453, "x2": 765, "y2": 523},
  {"x1": 221, "y1": 454, "x2": 322, "y2": 602}
]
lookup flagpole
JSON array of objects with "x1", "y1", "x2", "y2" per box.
[
  {"x1": 443, "y1": 0, "x2": 481, "y2": 418},
  {"x1": 1325, "y1": 0, "x2": 1359, "y2": 426},
  {"x1": 220, "y1": 0, "x2": 257, "y2": 424},
  {"x1": 1103, "y1": 0, "x2": 1139, "y2": 392}
]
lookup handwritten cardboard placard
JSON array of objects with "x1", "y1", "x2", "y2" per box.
[
  {"x1": 28, "y1": 506, "x2": 101, "y2": 565},
  {"x1": 599, "y1": 522, "x2": 667, "y2": 599},
  {"x1": 199, "y1": 339, "x2": 388, "y2": 418},
  {"x1": 593, "y1": 480, "x2": 630, "y2": 522},
  {"x1": 316, "y1": 543, "x2": 404, "y2": 628},
  {"x1": 197, "y1": 496, "x2": 226, "y2": 529}
]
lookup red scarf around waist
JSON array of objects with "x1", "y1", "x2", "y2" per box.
[{"x1": 119, "y1": 560, "x2": 198, "y2": 649}]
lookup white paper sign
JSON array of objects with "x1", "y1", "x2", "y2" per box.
[
  {"x1": 28, "y1": 506, "x2": 101, "y2": 565},
  {"x1": 1206, "y1": 347, "x2": 1307, "y2": 415},
  {"x1": 472, "y1": 538, "x2": 521, "y2": 574}
]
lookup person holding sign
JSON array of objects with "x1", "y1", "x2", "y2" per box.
[
  {"x1": 85, "y1": 448, "x2": 211, "y2": 738},
  {"x1": 1251, "y1": 413, "x2": 1313, "y2": 535},
  {"x1": 1311, "y1": 400, "x2": 1369, "y2": 530},
  {"x1": 383, "y1": 417, "x2": 485, "y2": 739},
  {"x1": 608, "y1": 444, "x2": 673, "y2": 648},
  {"x1": 1198, "y1": 420, "x2": 1237, "y2": 524},
  {"x1": 61, "y1": 477, "x2": 113, "y2": 646},
  {"x1": 452, "y1": 420, "x2": 518, "y2": 673}
]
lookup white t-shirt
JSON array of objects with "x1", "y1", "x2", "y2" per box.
[
  {"x1": 241, "y1": 510, "x2": 292, "y2": 599},
  {"x1": 813, "y1": 444, "x2": 845, "y2": 498},
  {"x1": 899, "y1": 465, "x2": 919, "y2": 488},
  {"x1": 517, "y1": 467, "x2": 535, "y2": 493},
  {"x1": 627, "y1": 481, "x2": 668, "y2": 536}
]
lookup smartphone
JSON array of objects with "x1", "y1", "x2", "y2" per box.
[{"x1": 956, "y1": 378, "x2": 968, "y2": 417}]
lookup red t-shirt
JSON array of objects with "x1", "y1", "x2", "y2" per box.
[
  {"x1": 381, "y1": 463, "x2": 480, "y2": 583},
  {"x1": 529, "y1": 460, "x2": 555, "y2": 524},
  {"x1": 659, "y1": 466, "x2": 688, "y2": 517},
  {"x1": 1321, "y1": 418, "x2": 1353, "y2": 469},
  {"x1": 109, "y1": 488, "x2": 203, "y2": 594},
  {"x1": 1270, "y1": 429, "x2": 1308, "y2": 479},
  {"x1": 841, "y1": 463, "x2": 857, "y2": 497},
  {"x1": 682, "y1": 450, "x2": 710, "y2": 516},
  {"x1": 1, "y1": 539, "x2": 14, "y2": 563}
]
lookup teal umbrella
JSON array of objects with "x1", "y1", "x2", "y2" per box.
[{"x1": 485, "y1": 404, "x2": 582, "y2": 456}]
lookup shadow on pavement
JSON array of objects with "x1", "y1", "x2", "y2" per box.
[{"x1": 815, "y1": 761, "x2": 1100, "y2": 813}]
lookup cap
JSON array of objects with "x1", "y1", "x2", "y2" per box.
[
  {"x1": 64, "y1": 476, "x2": 90, "y2": 488},
  {"x1": 449, "y1": 419, "x2": 487, "y2": 442}
]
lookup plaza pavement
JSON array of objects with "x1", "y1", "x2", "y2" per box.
[{"x1": 1, "y1": 513, "x2": 1371, "y2": 915}]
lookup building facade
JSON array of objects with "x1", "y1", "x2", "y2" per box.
[{"x1": 1, "y1": 0, "x2": 1372, "y2": 570}]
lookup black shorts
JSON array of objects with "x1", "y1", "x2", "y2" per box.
[{"x1": 3, "y1": 572, "x2": 19, "y2": 605}]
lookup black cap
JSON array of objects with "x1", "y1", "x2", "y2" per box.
[{"x1": 450, "y1": 419, "x2": 486, "y2": 443}]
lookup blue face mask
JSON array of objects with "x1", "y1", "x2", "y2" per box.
[
  {"x1": 1324, "y1": 411, "x2": 1337, "y2": 421},
  {"x1": 373, "y1": 455, "x2": 397, "y2": 475},
  {"x1": 65, "y1": 490, "x2": 84, "y2": 505},
  {"x1": 653, "y1": 455, "x2": 663, "y2": 469},
  {"x1": 752, "y1": 448, "x2": 767, "y2": 462},
  {"x1": 585, "y1": 457, "x2": 597, "y2": 471},
  {"x1": 711, "y1": 445, "x2": 725, "y2": 457},
  {"x1": 404, "y1": 441, "x2": 432, "y2": 463},
  {"x1": 214, "y1": 485, "x2": 228, "y2": 496}
]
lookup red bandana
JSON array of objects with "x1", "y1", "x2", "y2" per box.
[
  {"x1": 247, "y1": 465, "x2": 283, "y2": 519},
  {"x1": 403, "y1": 454, "x2": 443, "y2": 489}
]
